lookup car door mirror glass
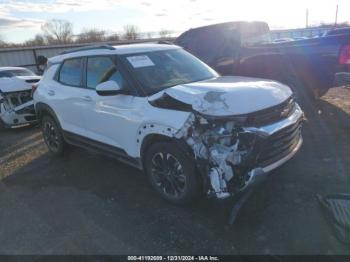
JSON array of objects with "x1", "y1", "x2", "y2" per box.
[{"x1": 95, "y1": 80, "x2": 123, "y2": 96}]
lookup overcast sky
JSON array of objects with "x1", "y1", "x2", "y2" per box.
[{"x1": 0, "y1": 0, "x2": 349, "y2": 43}]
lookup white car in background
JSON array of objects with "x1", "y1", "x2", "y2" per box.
[
  {"x1": 0, "y1": 67, "x2": 41, "y2": 128},
  {"x1": 33, "y1": 44, "x2": 303, "y2": 204}
]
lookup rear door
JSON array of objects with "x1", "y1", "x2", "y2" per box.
[{"x1": 49, "y1": 57, "x2": 86, "y2": 135}]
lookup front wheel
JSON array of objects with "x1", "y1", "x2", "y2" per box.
[
  {"x1": 41, "y1": 115, "x2": 65, "y2": 156},
  {"x1": 144, "y1": 142, "x2": 201, "y2": 205}
]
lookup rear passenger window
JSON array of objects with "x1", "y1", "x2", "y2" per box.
[
  {"x1": 86, "y1": 56, "x2": 126, "y2": 89},
  {"x1": 59, "y1": 58, "x2": 82, "y2": 86}
]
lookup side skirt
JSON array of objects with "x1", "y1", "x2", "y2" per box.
[{"x1": 63, "y1": 131, "x2": 143, "y2": 170}]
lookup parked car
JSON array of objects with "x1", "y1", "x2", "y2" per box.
[
  {"x1": 175, "y1": 21, "x2": 350, "y2": 99},
  {"x1": 34, "y1": 44, "x2": 303, "y2": 204},
  {"x1": 0, "y1": 67, "x2": 41, "y2": 128}
]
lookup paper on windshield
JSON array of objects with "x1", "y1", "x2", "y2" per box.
[{"x1": 127, "y1": 55, "x2": 155, "y2": 68}]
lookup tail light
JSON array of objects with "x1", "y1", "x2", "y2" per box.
[{"x1": 339, "y1": 44, "x2": 350, "y2": 65}]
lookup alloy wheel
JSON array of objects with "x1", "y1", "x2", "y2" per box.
[
  {"x1": 43, "y1": 120, "x2": 60, "y2": 152},
  {"x1": 151, "y1": 152, "x2": 187, "y2": 198}
]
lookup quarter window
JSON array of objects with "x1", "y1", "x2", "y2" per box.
[
  {"x1": 86, "y1": 56, "x2": 126, "y2": 89},
  {"x1": 59, "y1": 58, "x2": 83, "y2": 86}
]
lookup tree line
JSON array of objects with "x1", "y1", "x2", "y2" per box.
[{"x1": 0, "y1": 19, "x2": 173, "y2": 48}]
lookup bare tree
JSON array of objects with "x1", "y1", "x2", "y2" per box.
[
  {"x1": 76, "y1": 28, "x2": 107, "y2": 43},
  {"x1": 123, "y1": 25, "x2": 139, "y2": 40},
  {"x1": 106, "y1": 33, "x2": 120, "y2": 42},
  {"x1": 24, "y1": 34, "x2": 46, "y2": 46},
  {"x1": 159, "y1": 29, "x2": 171, "y2": 38},
  {"x1": 41, "y1": 19, "x2": 73, "y2": 44}
]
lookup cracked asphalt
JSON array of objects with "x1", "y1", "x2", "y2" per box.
[{"x1": 1, "y1": 87, "x2": 350, "y2": 255}]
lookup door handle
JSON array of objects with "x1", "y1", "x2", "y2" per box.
[
  {"x1": 82, "y1": 95, "x2": 92, "y2": 101},
  {"x1": 48, "y1": 90, "x2": 55, "y2": 96}
]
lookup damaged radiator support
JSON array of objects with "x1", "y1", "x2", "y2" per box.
[
  {"x1": 175, "y1": 112, "x2": 269, "y2": 199},
  {"x1": 0, "y1": 90, "x2": 37, "y2": 128}
]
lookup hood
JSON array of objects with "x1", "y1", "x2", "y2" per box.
[
  {"x1": 149, "y1": 76, "x2": 293, "y2": 116},
  {"x1": 0, "y1": 75, "x2": 41, "y2": 93}
]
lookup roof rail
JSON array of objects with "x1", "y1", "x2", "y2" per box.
[
  {"x1": 158, "y1": 40, "x2": 173, "y2": 45},
  {"x1": 60, "y1": 45, "x2": 115, "y2": 55}
]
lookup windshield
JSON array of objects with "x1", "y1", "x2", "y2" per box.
[
  {"x1": 121, "y1": 49, "x2": 218, "y2": 95},
  {"x1": 4, "y1": 69, "x2": 36, "y2": 77}
]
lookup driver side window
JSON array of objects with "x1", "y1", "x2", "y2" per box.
[{"x1": 86, "y1": 56, "x2": 126, "y2": 89}]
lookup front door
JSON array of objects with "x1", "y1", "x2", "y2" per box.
[{"x1": 79, "y1": 55, "x2": 146, "y2": 156}]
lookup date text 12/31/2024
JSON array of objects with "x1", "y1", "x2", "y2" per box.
[{"x1": 127, "y1": 256, "x2": 220, "y2": 261}]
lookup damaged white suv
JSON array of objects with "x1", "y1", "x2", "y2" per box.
[
  {"x1": 0, "y1": 67, "x2": 40, "y2": 128},
  {"x1": 34, "y1": 44, "x2": 303, "y2": 204}
]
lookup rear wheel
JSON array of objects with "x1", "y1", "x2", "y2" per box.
[
  {"x1": 145, "y1": 142, "x2": 201, "y2": 205},
  {"x1": 41, "y1": 115, "x2": 65, "y2": 156},
  {"x1": 0, "y1": 118, "x2": 4, "y2": 130}
]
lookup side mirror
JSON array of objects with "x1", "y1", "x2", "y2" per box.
[{"x1": 96, "y1": 80, "x2": 124, "y2": 96}]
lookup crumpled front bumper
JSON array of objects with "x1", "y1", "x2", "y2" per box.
[{"x1": 239, "y1": 104, "x2": 304, "y2": 192}]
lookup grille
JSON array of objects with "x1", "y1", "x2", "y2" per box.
[
  {"x1": 245, "y1": 96, "x2": 296, "y2": 127},
  {"x1": 24, "y1": 115, "x2": 37, "y2": 121},
  {"x1": 257, "y1": 118, "x2": 302, "y2": 167},
  {"x1": 25, "y1": 79, "x2": 40, "y2": 83},
  {"x1": 8, "y1": 90, "x2": 32, "y2": 107},
  {"x1": 16, "y1": 104, "x2": 35, "y2": 115}
]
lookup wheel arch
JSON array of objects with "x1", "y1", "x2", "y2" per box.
[
  {"x1": 140, "y1": 133, "x2": 195, "y2": 169},
  {"x1": 35, "y1": 102, "x2": 62, "y2": 129}
]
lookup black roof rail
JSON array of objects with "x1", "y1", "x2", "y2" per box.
[{"x1": 60, "y1": 45, "x2": 115, "y2": 55}]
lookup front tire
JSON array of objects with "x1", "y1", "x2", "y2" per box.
[
  {"x1": 41, "y1": 115, "x2": 65, "y2": 156},
  {"x1": 145, "y1": 142, "x2": 201, "y2": 205}
]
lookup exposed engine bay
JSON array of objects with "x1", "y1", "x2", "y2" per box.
[
  {"x1": 175, "y1": 113, "x2": 263, "y2": 198},
  {"x1": 0, "y1": 90, "x2": 37, "y2": 128}
]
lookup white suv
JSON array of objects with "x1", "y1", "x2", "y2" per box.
[{"x1": 34, "y1": 44, "x2": 303, "y2": 204}]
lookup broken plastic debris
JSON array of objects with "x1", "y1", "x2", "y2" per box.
[{"x1": 209, "y1": 168, "x2": 230, "y2": 199}]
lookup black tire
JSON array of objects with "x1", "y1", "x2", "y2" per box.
[
  {"x1": 41, "y1": 115, "x2": 65, "y2": 156},
  {"x1": 0, "y1": 118, "x2": 4, "y2": 130},
  {"x1": 144, "y1": 141, "x2": 201, "y2": 205}
]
